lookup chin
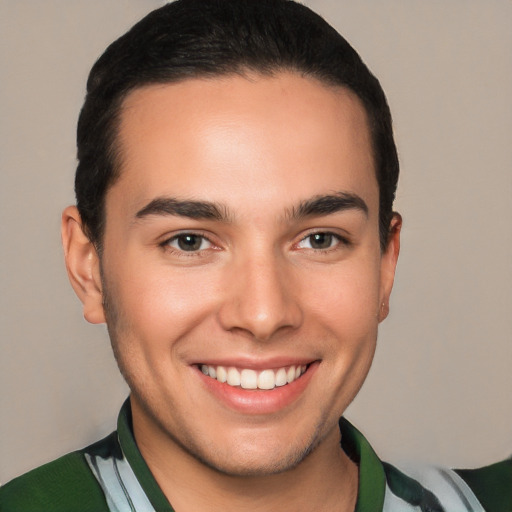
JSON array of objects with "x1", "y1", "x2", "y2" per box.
[
  {"x1": 191, "y1": 445, "x2": 312, "y2": 477},
  {"x1": 185, "y1": 422, "x2": 327, "y2": 478}
]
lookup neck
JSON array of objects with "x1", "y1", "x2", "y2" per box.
[{"x1": 134, "y1": 414, "x2": 358, "y2": 512}]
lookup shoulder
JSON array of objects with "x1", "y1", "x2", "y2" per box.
[
  {"x1": 382, "y1": 458, "x2": 512, "y2": 512},
  {"x1": 0, "y1": 437, "x2": 115, "y2": 512},
  {"x1": 455, "y1": 458, "x2": 512, "y2": 512}
]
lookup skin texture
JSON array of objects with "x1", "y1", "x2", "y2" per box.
[{"x1": 62, "y1": 72, "x2": 401, "y2": 511}]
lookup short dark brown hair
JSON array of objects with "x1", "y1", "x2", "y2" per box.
[{"x1": 75, "y1": 0, "x2": 399, "y2": 251}]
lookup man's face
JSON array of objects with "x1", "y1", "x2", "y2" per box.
[{"x1": 95, "y1": 73, "x2": 399, "y2": 475}]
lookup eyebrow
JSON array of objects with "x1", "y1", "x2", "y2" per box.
[
  {"x1": 135, "y1": 197, "x2": 230, "y2": 222},
  {"x1": 134, "y1": 191, "x2": 368, "y2": 223},
  {"x1": 287, "y1": 192, "x2": 368, "y2": 220}
]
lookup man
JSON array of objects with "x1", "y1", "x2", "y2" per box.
[{"x1": 0, "y1": 0, "x2": 509, "y2": 510}]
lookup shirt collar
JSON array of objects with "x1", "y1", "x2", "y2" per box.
[
  {"x1": 117, "y1": 399, "x2": 387, "y2": 512},
  {"x1": 117, "y1": 399, "x2": 175, "y2": 511},
  {"x1": 339, "y1": 417, "x2": 387, "y2": 512}
]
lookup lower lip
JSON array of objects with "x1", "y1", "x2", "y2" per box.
[{"x1": 196, "y1": 362, "x2": 319, "y2": 415}]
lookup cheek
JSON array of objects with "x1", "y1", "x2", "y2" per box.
[
  {"x1": 305, "y1": 259, "x2": 381, "y2": 331},
  {"x1": 106, "y1": 259, "x2": 224, "y2": 350},
  {"x1": 304, "y1": 257, "x2": 381, "y2": 382}
]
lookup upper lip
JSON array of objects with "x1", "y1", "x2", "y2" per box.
[{"x1": 192, "y1": 356, "x2": 318, "y2": 371}]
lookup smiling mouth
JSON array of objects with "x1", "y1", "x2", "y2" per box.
[{"x1": 199, "y1": 364, "x2": 309, "y2": 390}]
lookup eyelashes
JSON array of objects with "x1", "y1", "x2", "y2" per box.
[
  {"x1": 296, "y1": 232, "x2": 350, "y2": 251},
  {"x1": 160, "y1": 230, "x2": 351, "y2": 258},
  {"x1": 164, "y1": 233, "x2": 214, "y2": 252}
]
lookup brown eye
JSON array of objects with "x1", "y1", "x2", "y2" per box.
[
  {"x1": 167, "y1": 234, "x2": 211, "y2": 252},
  {"x1": 309, "y1": 233, "x2": 334, "y2": 249},
  {"x1": 297, "y1": 232, "x2": 339, "y2": 250}
]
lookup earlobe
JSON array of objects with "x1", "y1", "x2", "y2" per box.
[
  {"x1": 61, "y1": 206, "x2": 106, "y2": 324},
  {"x1": 378, "y1": 213, "x2": 402, "y2": 322}
]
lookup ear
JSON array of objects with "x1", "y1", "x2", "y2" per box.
[
  {"x1": 378, "y1": 213, "x2": 402, "y2": 322},
  {"x1": 61, "y1": 206, "x2": 106, "y2": 324}
]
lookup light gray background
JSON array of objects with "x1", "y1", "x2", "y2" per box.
[{"x1": 1, "y1": 0, "x2": 511, "y2": 485}]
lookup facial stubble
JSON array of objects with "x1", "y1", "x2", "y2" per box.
[{"x1": 100, "y1": 269, "x2": 344, "y2": 478}]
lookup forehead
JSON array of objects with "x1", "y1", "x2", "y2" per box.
[{"x1": 110, "y1": 72, "x2": 377, "y2": 220}]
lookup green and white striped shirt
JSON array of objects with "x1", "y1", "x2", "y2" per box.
[{"x1": 1, "y1": 399, "x2": 510, "y2": 511}]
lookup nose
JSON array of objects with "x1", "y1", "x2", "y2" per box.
[{"x1": 217, "y1": 253, "x2": 303, "y2": 341}]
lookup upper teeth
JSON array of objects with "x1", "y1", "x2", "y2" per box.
[{"x1": 201, "y1": 364, "x2": 307, "y2": 390}]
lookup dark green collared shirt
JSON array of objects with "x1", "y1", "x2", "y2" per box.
[{"x1": 1, "y1": 399, "x2": 510, "y2": 511}]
